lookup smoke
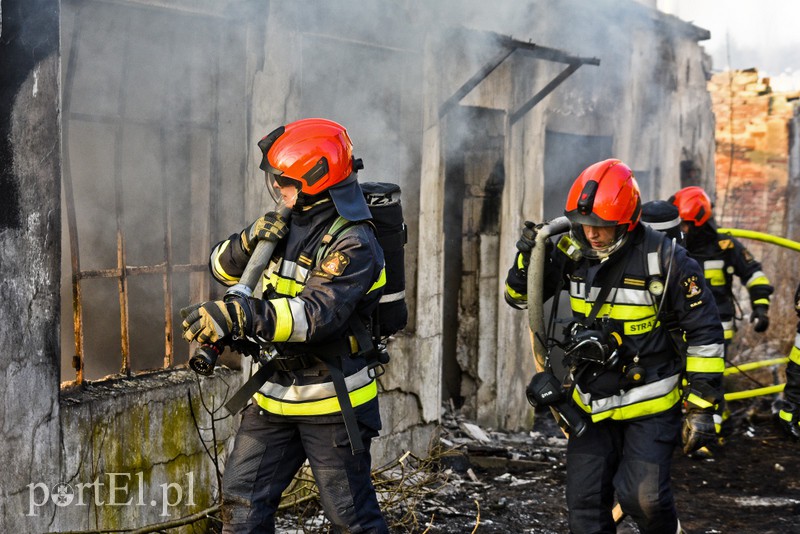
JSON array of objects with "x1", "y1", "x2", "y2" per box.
[{"x1": 61, "y1": 0, "x2": 712, "y2": 381}]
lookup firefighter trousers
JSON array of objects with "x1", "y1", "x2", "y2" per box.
[
  {"x1": 565, "y1": 406, "x2": 682, "y2": 534},
  {"x1": 221, "y1": 404, "x2": 388, "y2": 534}
]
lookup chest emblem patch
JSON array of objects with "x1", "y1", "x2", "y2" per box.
[
  {"x1": 320, "y1": 251, "x2": 350, "y2": 277},
  {"x1": 682, "y1": 275, "x2": 702, "y2": 299}
]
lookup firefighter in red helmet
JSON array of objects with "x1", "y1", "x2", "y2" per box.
[
  {"x1": 181, "y1": 118, "x2": 389, "y2": 533},
  {"x1": 670, "y1": 186, "x2": 774, "y2": 344},
  {"x1": 505, "y1": 160, "x2": 725, "y2": 534}
]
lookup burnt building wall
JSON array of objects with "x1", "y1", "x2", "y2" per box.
[{"x1": 0, "y1": 0, "x2": 62, "y2": 528}]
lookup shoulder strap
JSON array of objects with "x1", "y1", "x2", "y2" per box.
[
  {"x1": 585, "y1": 257, "x2": 627, "y2": 325},
  {"x1": 315, "y1": 216, "x2": 361, "y2": 265}
]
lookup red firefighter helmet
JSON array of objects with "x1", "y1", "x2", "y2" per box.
[
  {"x1": 258, "y1": 118, "x2": 355, "y2": 195},
  {"x1": 257, "y1": 118, "x2": 370, "y2": 220},
  {"x1": 669, "y1": 186, "x2": 713, "y2": 227},
  {"x1": 564, "y1": 159, "x2": 641, "y2": 259}
]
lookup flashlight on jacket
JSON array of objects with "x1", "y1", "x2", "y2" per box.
[{"x1": 526, "y1": 371, "x2": 587, "y2": 438}]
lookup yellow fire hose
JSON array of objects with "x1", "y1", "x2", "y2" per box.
[
  {"x1": 717, "y1": 228, "x2": 800, "y2": 252},
  {"x1": 725, "y1": 383, "x2": 785, "y2": 401},
  {"x1": 724, "y1": 357, "x2": 789, "y2": 375}
]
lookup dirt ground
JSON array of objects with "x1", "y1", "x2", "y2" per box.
[
  {"x1": 409, "y1": 400, "x2": 800, "y2": 534},
  {"x1": 275, "y1": 397, "x2": 800, "y2": 533}
]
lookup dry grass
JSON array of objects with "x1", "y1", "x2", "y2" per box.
[{"x1": 274, "y1": 444, "x2": 460, "y2": 533}]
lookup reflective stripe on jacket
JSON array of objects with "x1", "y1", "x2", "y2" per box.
[
  {"x1": 209, "y1": 201, "x2": 385, "y2": 421},
  {"x1": 505, "y1": 225, "x2": 725, "y2": 421}
]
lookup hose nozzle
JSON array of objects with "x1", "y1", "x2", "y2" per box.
[{"x1": 189, "y1": 343, "x2": 221, "y2": 376}]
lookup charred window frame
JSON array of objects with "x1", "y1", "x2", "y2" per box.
[{"x1": 61, "y1": 0, "x2": 251, "y2": 384}]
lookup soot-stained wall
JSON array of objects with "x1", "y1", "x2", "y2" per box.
[{"x1": 0, "y1": 0, "x2": 62, "y2": 529}]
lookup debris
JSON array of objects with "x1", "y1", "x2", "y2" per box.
[
  {"x1": 466, "y1": 468, "x2": 480, "y2": 483},
  {"x1": 460, "y1": 421, "x2": 492, "y2": 443}
]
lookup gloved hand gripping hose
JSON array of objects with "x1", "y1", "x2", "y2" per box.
[
  {"x1": 189, "y1": 204, "x2": 291, "y2": 375},
  {"x1": 526, "y1": 217, "x2": 570, "y2": 374}
]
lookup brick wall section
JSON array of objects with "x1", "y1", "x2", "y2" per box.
[{"x1": 709, "y1": 69, "x2": 799, "y2": 236}]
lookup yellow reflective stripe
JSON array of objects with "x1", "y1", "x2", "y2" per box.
[
  {"x1": 367, "y1": 267, "x2": 387, "y2": 294},
  {"x1": 506, "y1": 283, "x2": 527, "y2": 301},
  {"x1": 211, "y1": 241, "x2": 239, "y2": 283},
  {"x1": 685, "y1": 392, "x2": 713, "y2": 409},
  {"x1": 271, "y1": 298, "x2": 293, "y2": 342},
  {"x1": 724, "y1": 329, "x2": 734, "y2": 340},
  {"x1": 779, "y1": 409, "x2": 797, "y2": 423},
  {"x1": 746, "y1": 274, "x2": 770, "y2": 288},
  {"x1": 752, "y1": 298, "x2": 770, "y2": 306},
  {"x1": 573, "y1": 384, "x2": 682, "y2": 422},
  {"x1": 686, "y1": 355, "x2": 725, "y2": 373},
  {"x1": 568, "y1": 297, "x2": 656, "y2": 321},
  {"x1": 270, "y1": 273, "x2": 302, "y2": 297},
  {"x1": 516, "y1": 252, "x2": 527, "y2": 270},
  {"x1": 790, "y1": 345, "x2": 800, "y2": 365},
  {"x1": 704, "y1": 268, "x2": 725, "y2": 286},
  {"x1": 623, "y1": 318, "x2": 658, "y2": 336},
  {"x1": 254, "y1": 380, "x2": 377, "y2": 416}
]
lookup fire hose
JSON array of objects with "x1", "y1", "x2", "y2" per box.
[
  {"x1": 716, "y1": 228, "x2": 799, "y2": 401},
  {"x1": 718, "y1": 228, "x2": 800, "y2": 253},
  {"x1": 188, "y1": 204, "x2": 292, "y2": 376},
  {"x1": 525, "y1": 216, "x2": 626, "y2": 524}
]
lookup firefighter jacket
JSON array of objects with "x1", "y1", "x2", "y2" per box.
[
  {"x1": 209, "y1": 199, "x2": 386, "y2": 429},
  {"x1": 505, "y1": 225, "x2": 725, "y2": 422},
  {"x1": 684, "y1": 221, "x2": 773, "y2": 341}
]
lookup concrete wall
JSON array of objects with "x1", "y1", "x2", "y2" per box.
[
  {"x1": 0, "y1": 0, "x2": 63, "y2": 530},
  {"x1": 55, "y1": 370, "x2": 241, "y2": 532}
]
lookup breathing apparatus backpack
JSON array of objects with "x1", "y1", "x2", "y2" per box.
[
  {"x1": 317, "y1": 181, "x2": 408, "y2": 343},
  {"x1": 361, "y1": 181, "x2": 408, "y2": 337}
]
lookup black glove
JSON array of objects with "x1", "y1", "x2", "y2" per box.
[
  {"x1": 526, "y1": 372, "x2": 587, "y2": 437},
  {"x1": 794, "y1": 283, "x2": 800, "y2": 319},
  {"x1": 241, "y1": 211, "x2": 288, "y2": 254},
  {"x1": 778, "y1": 402, "x2": 800, "y2": 441},
  {"x1": 515, "y1": 221, "x2": 539, "y2": 267},
  {"x1": 681, "y1": 410, "x2": 718, "y2": 455},
  {"x1": 180, "y1": 297, "x2": 249, "y2": 345},
  {"x1": 750, "y1": 304, "x2": 769, "y2": 333}
]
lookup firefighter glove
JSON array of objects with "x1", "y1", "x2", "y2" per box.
[
  {"x1": 515, "y1": 221, "x2": 539, "y2": 267},
  {"x1": 681, "y1": 409, "x2": 718, "y2": 455},
  {"x1": 180, "y1": 297, "x2": 249, "y2": 345},
  {"x1": 750, "y1": 304, "x2": 769, "y2": 333},
  {"x1": 241, "y1": 211, "x2": 288, "y2": 254},
  {"x1": 778, "y1": 402, "x2": 800, "y2": 441}
]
